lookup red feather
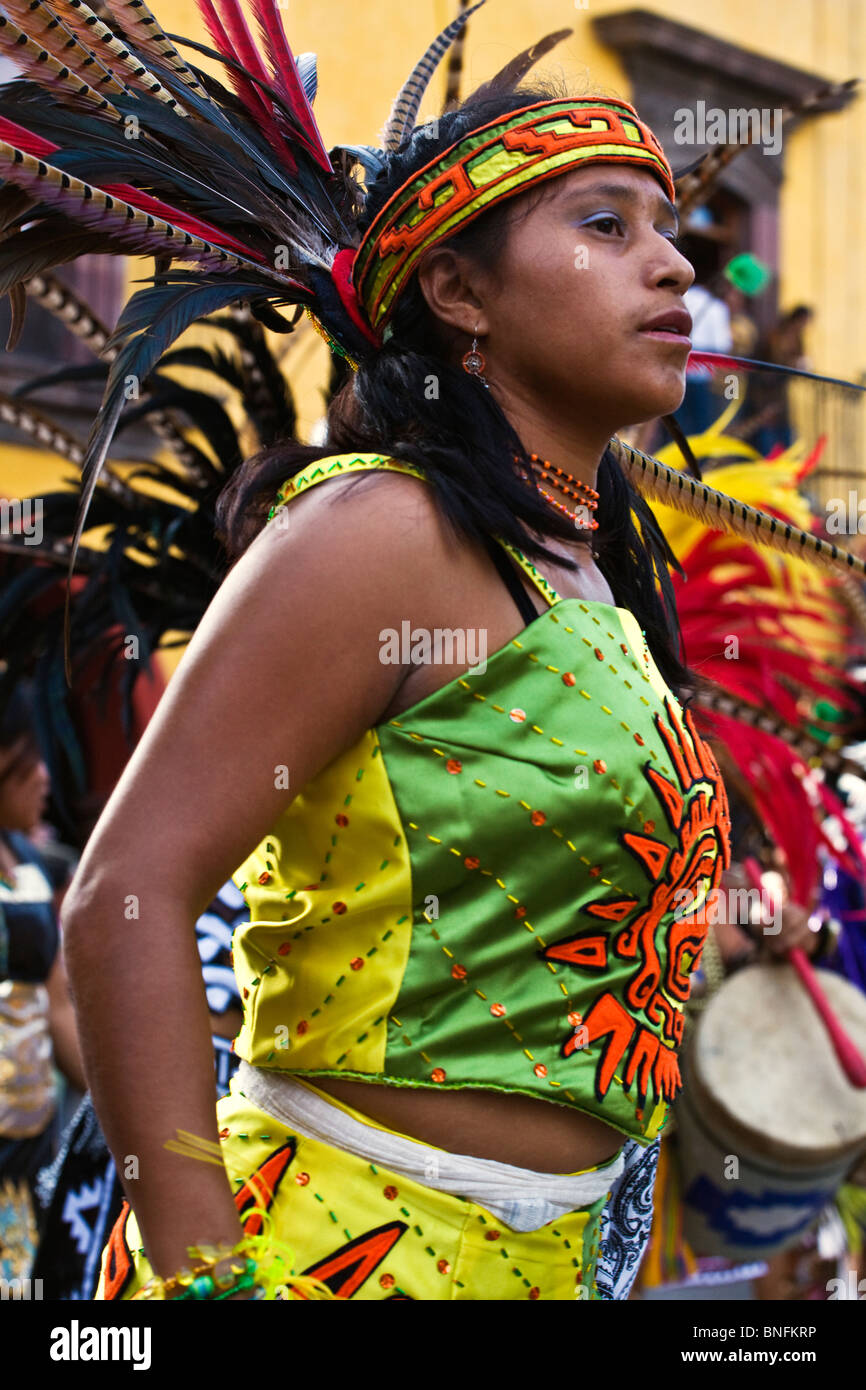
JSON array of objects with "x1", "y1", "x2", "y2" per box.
[
  {"x1": 215, "y1": 0, "x2": 271, "y2": 91},
  {"x1": 196, "y1": 0, "x2": 297, "y2": 175},
  {"x1": 249, "y1": 0, "x2": 331, "y2": 173}
]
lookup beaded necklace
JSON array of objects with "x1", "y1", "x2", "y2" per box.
[{"x1": 514, "y1": 453, "x2": 600, "y2": 533}]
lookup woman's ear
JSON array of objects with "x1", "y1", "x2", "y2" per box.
[{"x1": 415, "y1": 246, "x2": 489, "y2": 339}]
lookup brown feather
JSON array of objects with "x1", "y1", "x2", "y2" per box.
[
  {"x1": 676, "y1": 79, "x2": 859, "y2": 219},
  {"x1": 469, "y1": 29, "x2": 573, "y2": 104},
  {"x1": 26, "y1": 272, "x2": 113, "y2": 358},
  {"x1": 98, "y1": 0, "x2": 213, "y2": 102},
  {"x1": 0, "y1": 0, "x2": 127, "y2": 97},
  {"x1": 45, "y1": 0, "x2": 189, "y2": 113},
  {"x1": 5, "y1": 282, "x2": 27, "y2": 350},
  {"x1": 0, "y1": 141, "x2": 265, "y2": 286}
]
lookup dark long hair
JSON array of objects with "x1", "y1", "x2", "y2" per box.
[{"x1": 216, "y1": 79, "x2": 693, "y2": 696}]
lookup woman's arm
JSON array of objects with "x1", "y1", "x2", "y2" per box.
[{"x1": 61, "y1": 472, "x2": 452, "y2": 1279}]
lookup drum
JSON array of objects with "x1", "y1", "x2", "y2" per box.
[{"x1": 674, "y1": 962, "x2": 866, "y2": 1260}]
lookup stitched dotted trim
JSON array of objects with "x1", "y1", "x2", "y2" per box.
[
  {"x1": 428, "y1": 907, "x2": 585, "y2": 1093},
  {"x1": 397, "y1": 817, "x2": 597, "y2": 1096},
  {"x1": 399, "y1": 762, "x2": 629, "y2": 895},
  {"x1": 246, "y1": 746, "x2": 408, "y2": 1047}
]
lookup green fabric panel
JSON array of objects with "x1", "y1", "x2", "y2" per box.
[{"x1": 376, "y1": 600, "x2": 731, "y2": 1144}]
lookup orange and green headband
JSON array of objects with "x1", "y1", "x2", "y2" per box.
[{"x1": 349, "y1": 97, "x2": 675, "y2": 340}]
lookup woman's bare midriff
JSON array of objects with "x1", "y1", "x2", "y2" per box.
[{"x1": 304, "y1": 1074, "x2": 625, "y2": 1173}]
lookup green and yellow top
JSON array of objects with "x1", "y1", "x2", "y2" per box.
[{"x1": 231, "y1": 454, "x2": 732, "y2": 1145}]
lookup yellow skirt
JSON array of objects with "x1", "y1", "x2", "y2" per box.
[{"x1": 97, "y1": 1076, "x2": 619, "y2": 1302}]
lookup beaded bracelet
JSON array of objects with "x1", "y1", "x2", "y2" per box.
[
  {"x1": 133, "y1": 1245, "x2": 262, "y2": 1303},
  {"x1": 171, "y1": 1256, "x2": 259, "y2": 1302}
]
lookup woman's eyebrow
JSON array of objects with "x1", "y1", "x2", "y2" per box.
[{"x1": 553, "y1": 181, "x2": 680, "y2": 229}]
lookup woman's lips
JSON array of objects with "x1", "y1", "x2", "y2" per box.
[{"x1": 638, "y1": 328, "x2": 692, "y2": 348}]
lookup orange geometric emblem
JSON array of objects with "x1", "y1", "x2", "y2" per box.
[{"x1": 546, "y1": 696, "x2": 731, "y2": 1109}]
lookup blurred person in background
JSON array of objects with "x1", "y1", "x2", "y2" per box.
[
  {"x1": 677, "y1": 225, "x2": 733, "y2": 436},
  {"x1": 0, "y1": 681, "x2": 84, "y2": 1281},
  {"x1": 744, "y1": 305, "x2": 814, "y2": 455}
]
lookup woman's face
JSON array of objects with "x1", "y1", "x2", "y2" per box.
[
  {"x1": 0, "y1": 736, "x2": 50, "y2": 833},
  {"x1": 478, "y1": 164, "x2": 695, "y2": 434}
]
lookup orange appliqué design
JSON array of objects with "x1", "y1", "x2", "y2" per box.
[{"x1": 544, "y1": 697, "x2": 731, "y2": 1111}]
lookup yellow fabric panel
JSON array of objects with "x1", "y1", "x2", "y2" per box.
[
  {"x1": 98, "y1": 1077, "x2": 614, "y2": 1301},
  {"x1": 231, "y1": 729, "x2": 413, "y2": 1075}
]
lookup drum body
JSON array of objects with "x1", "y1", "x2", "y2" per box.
[{"x1": 674, "y1": 963, "x2": 866, "y2": 1260}]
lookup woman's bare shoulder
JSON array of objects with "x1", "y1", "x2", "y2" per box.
[
  {"x1": 62, "y1": 463, "x2": 469, "y2": 919},
  {"x1": 248, "y1": 462, "x2": 461, "y2": 606}
]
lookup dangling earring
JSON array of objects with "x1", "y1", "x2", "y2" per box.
[{"x1": 462, "y1": 332, "x2": 488, "y2": 387}]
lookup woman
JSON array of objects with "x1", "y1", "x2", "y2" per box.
[
  {"x1": 60, "y1": 84, "x2": 732, "y2": 1303},
  {"x1": 0, "y1": 3, "x2": 746, "y2": 1300},
  {"x1": 0, "y1": 683, "x2": 84, "y2": 1281}
]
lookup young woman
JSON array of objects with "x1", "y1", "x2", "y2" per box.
[
  {"x1": 51, "y1": 79, "x2": 733, "y2": 1301},
  {"x1": 0, "y1": 1, "x2": 762, "y2": 1301}
]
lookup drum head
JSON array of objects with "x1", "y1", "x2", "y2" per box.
[{"x1": 691, "y1": 962, "x2": 866, "y2": 1167}]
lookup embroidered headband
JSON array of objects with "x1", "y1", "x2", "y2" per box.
[{"x1": 351, "y1": 97, "x2": 676, "y2": 338}]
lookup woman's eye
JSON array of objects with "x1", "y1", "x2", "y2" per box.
[{"x1": 584, "y1": 215, "x2": 622, "y2": 235}]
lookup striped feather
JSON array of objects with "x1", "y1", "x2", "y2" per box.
[
  {"x1": 0, "y1": 114, "x2": 263, "y2": 259},
  {"x1": 382, "y1": 0, "x2": 487, "y2": 151},
  {"x1": 0, "y1": 139, "x2": 277, "y2": 284},
  {"x1": 0, "y1": 390, "x2": 85, "y2": 464},
  {"x1": 443, "y1": 0, "x2": 471, "y2": 110},
  {"x1": 26, "y1": 272, "x2": 112, "y2": 356},
  {"x1": 0, "y1": 390, "x2": 136, "y2": 505},
  {"x1": 676, "y1": 79, "x2": 858, "y2": 218},
  {"x1": 0, "y1": 12, "x2": 122, "y2": 114},
  {"x1": 611, "y1": 437, "x2": 866, "y2": 582},
  {"x1": 0, "y1": 0, "x2": 127, "y2": 95},
  {"x1": 40, "y1": 0, "x2": 189, "y2": 113},
  {"x1": 98, "y1": 0, "x2": 213, "y2": 102}
]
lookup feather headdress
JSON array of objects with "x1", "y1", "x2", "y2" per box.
[
  {"x1": 0, "y1": 265, "x2": 303, "y2": 833},
  {"x1": 647, "y1": 419, "x2": 866, "y2": 906}
]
